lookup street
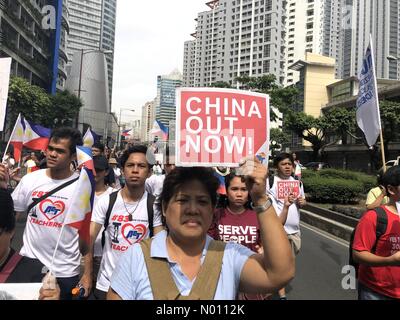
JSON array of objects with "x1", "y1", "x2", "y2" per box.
[{"x1": 286, "y1": 223, "x2": 357, "y2": 300}]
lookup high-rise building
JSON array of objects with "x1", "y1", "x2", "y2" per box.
[
  {"x1": 284, "y1": 0, "x2": 343, "y2": 86},
  {"x1": 155, "y1": 69, "x2": 182, "y2": 127},
  {"x1": 100, "y1": 0, "x2": 116, "y2": 105},
  {"x1": 67, "y1": 0, "x2": 116, "y2": 105},
  {"x1": 67, "y1": 0, "x2": 102, "y2": 56},
  {"x1": 183, "y1": 0, "x2": 287, "y2": 87},
  {"x1": 141, "y1": 100, "x2": 156, "y2": 142},
  {"x1": 0, "y1": 0, "x2": 69, "y2": 92},
  {"x1": 339, "y1": 0, "x2": 400, "y2": 80}
]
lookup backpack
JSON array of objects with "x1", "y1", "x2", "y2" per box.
[
  {"x1": 348, "y1": 207, "x2": 388, "y2": 275},
  {"x1": 101, "y1": 191, "x2": 156, "y2": 248}
]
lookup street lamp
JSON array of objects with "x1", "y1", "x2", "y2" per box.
[
  {"x1": 75, "y1": 48, "x2": 113, "y2": 128},
  {"x1": 387, "y1": 55, "x2": 400, "y2": 62},
  {"x1": 117, "y1": 108, "x2": 136, "y2": 148}
]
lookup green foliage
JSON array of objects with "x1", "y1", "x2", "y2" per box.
[
  {"x1": 46, "y1": 90, "x2": 82, "y2": 128},
  {"x1": 302, "y1": 168, "x2": 376, "y2": 203},
  {"x1": 303, "y1": 176, "x2": 363, "y2": 204},
  {"x1": 236, "y1": 74, "x2": 299, "y2": 122},
  {"x1": 209, "y1": 81, "x2": 233, "y2": 88},
  {"x1": 7, "y1": 77, "x2": 52, "y2": 127},
  {"x1": 7, "y1": 77, "x2": 82, "y2": 130}
]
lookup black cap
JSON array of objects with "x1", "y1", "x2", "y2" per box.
[{"x1": 93, "y1": 155, "x2": 109, "y2": 171}]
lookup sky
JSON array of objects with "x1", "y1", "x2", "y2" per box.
[{"x1": 111, "y1": 0, "x2": 208, "y2": 123}]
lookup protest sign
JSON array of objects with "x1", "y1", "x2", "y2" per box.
[
  {"x1": 276, "y1": 180, "x2": 300, "y2": 200},
  {"x1": 176, "y1": 88, "x2": 269, "y2": 167}
]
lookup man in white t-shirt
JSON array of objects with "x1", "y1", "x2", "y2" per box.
[
  {"x1": 90, "y1": 145, "x2": 164, "y2": 299},
  {"x1": 266, "y1": 152, "x2": 306, "y2": 300},
  {"x1": 11, "y1": 127, "x2": 92, "y2": 300},
  {"x1": 145, "y1": 154, "x2": 176, "y2": 198}
]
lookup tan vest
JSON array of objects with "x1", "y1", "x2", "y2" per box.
[{"x1": 140, "y1": 238, "x2": 226, "y2": 300}]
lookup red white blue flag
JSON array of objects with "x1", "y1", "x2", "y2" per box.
[
  {"x1": 23, "y1": 119, "x2": 51, "y2": 151},
  {"x1": 83, "y1": 128, "x2": 99, "y2": 147},
  {"x1": 76, "y1": 146, "x2": 96, "y2": 175},
  {"x1": 5, "y1": 113, "x2": 24, "y2": 162},
  {"x1": 63, "y1": 167, "x2": 95, "y2": 247},
  {"x1": 150, "y1": 120, "x2": 169, "y2": 141},
  {"x1": 121, "y1": 129, "x2": 132, "y2": 137}
]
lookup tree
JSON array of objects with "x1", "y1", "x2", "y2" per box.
[
  {"x1": 6, "y1": 77, "x2": 83, "y2": 131},
  {"x1": 236, "y1": 74, "x2": 300, "y2": 117},
  {"x1": 270, "y1": 128, "x2": 290, "y2": 157},
  {"x1": 209, "y1": 81, "x2": 233, "y2": 88},
  {"x1": 380, "y1": 100, "x2": 400, "y2": 157},
  {"x1": 46, "y1": 90, "x2": 82, "y2": 128},
  {"x1": 6, "y1": 76, "x2": 51, "y2": 131}
]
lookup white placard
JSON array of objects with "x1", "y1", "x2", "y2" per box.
[
  {"x1": 0, "y1": 57, "x2": 12, "y2": 132},
  {"x1": 0, "y1": 283, "x2": 42, "y2": 300}
]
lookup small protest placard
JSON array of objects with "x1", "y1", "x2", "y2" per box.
[{"x1": 277, "y1": 180, "x2": 300, "y2": 200}]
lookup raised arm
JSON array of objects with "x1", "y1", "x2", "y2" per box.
[{"x1": 238, "y1": 158, "x2": 295, "y2": 294}]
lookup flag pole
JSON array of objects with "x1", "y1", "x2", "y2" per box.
[{"x1": 379, "y1": 129, "x2": 387, "y2": 173}]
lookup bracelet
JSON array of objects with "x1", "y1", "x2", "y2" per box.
[{"x1": 251, "y1": 198, "x2": 273, "y2": 214}]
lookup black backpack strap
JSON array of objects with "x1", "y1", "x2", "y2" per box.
[
  {"x1": 101, "y1": 191, "x2": 119, "y2": 248},
  {"x1": 27, "y1": 177, "x2": 79, "y2": 214},
  {"x1": 147, "y1": 193, "x2": 155, "y2": 238},
  {"x1": 371, "y1": 207, "x2": 388, "y2": 253},
  {"x1": 268, "y1": 175, "x2": 274, "y2": 189}
]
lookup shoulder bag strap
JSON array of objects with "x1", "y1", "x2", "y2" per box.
[
  {"x1": 140, "y1": 238, "x2": 181, "y2": 300},
  {"x1": 147, "y1": 194, "x2": 155, "y2": 238},
  {"x1": 101, "y1": 191, "x2": 119, "y2": 248},
  {"x1": 188, "y1": 240, "x2": 226, "y2": 300},
  {"x1": 0, "y1": 253, "x2": 23, "y2": 283},
  {"x1": 27, "y1": 177, "x2": 79, "y2": 214}
]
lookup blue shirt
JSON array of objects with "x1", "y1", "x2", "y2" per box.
[{"x1": 110, "y1": 230, "x2": 254, "y2": 300}]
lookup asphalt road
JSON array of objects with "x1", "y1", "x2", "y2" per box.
[{"x1": 285, "y1": 222, "x2": 357, "y2": 300}]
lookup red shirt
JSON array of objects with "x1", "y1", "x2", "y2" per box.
[
  {"x1": 352, "y1": 206, "x2": 400, "y2": 298},
  {"x1": 209, "y1": 208, "x2": 261, "y2": 252}
]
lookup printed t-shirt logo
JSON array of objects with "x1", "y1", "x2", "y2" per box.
[
  {"x1": 39, "y1": 199, "x2": 66, "y2": 220},
  {"x1": 121, "y1": 223, "x2": 147, "y2": 245}
]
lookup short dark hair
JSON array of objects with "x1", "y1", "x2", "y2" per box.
[
  {"x1": 50, "y1": 127, "x2": 83, "y2": 156},
  {"x1": 274, "y1": 152, "x2": 294, "y2": 167},
  {"x1": 220, "y1": 170, "x2": 251, "y2": 209},
  {"x1": 120, "y1": 145, "x2": 155, "y2": 169},
  {"x1": 382, "y1": 165, "x2": 400, "y2": 191},
  {"x1": 92, "y1": 142, "x2": 105, "y2": 153},
  {"x1": 158, "y1": 167, "x2": 219, "y2": 219},
  {"x1": 0, "y1": 189, "x2": 15, "y2": 233}
]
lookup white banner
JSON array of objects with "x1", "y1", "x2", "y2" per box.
[
  {"x1": 356, "y1": 35, "x2": 381, "y2": 147},
  {"x1": 0, "y1": 57, "x2": 12, "y2": 132}
]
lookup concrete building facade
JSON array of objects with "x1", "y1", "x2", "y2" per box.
[
  {"x1": 339, "y1": 0, "x2": 400, "y2": 80},
  {"x1": 67, "y1": 0, "x2": 116, "y2": 105},
  {"x1": 284, "y1": 0, "x2": 343, "y2": 86},
  {"x1": 0, "y1": 0, "x2": 69, "y2": 92},
  {"x1": 155, "y1": 69, "x2": 182, "y2": 128},
  {"x1": 141, "y1": 100, "x2": 156, "y2": 143},
  {"x1": 183, "y1": 0, "x2": 287, "y2": 87}
]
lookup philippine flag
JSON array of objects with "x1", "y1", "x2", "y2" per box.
[
  {"x1": 76, "y1": 146, "x2": 96, "y2": 175},
  {"x1": 150, "y1": 120, "x2": 169, "y2": 141},
  {"x1": 6, "y1": 113, "x2": 25, "y2": 162},
  {"x1": 83, "y1": 128, "x2": 99, "y2": 147},
  {"x1": 63, "y1": 167, "x2": 95, "y2": 249},
  {"x1": 121, "y1": 129, "x2": 132, "y2": 137},
  {"x1": 23, "y1": 119, "x2": 51, "y2": 151},
  {"x1": 214, "y1": 171, "x2": 227, "y2": 195}
]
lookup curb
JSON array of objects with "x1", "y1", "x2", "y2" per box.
[{"x1": 300, "y1": 209, "x2": 354, "y2": 242}]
